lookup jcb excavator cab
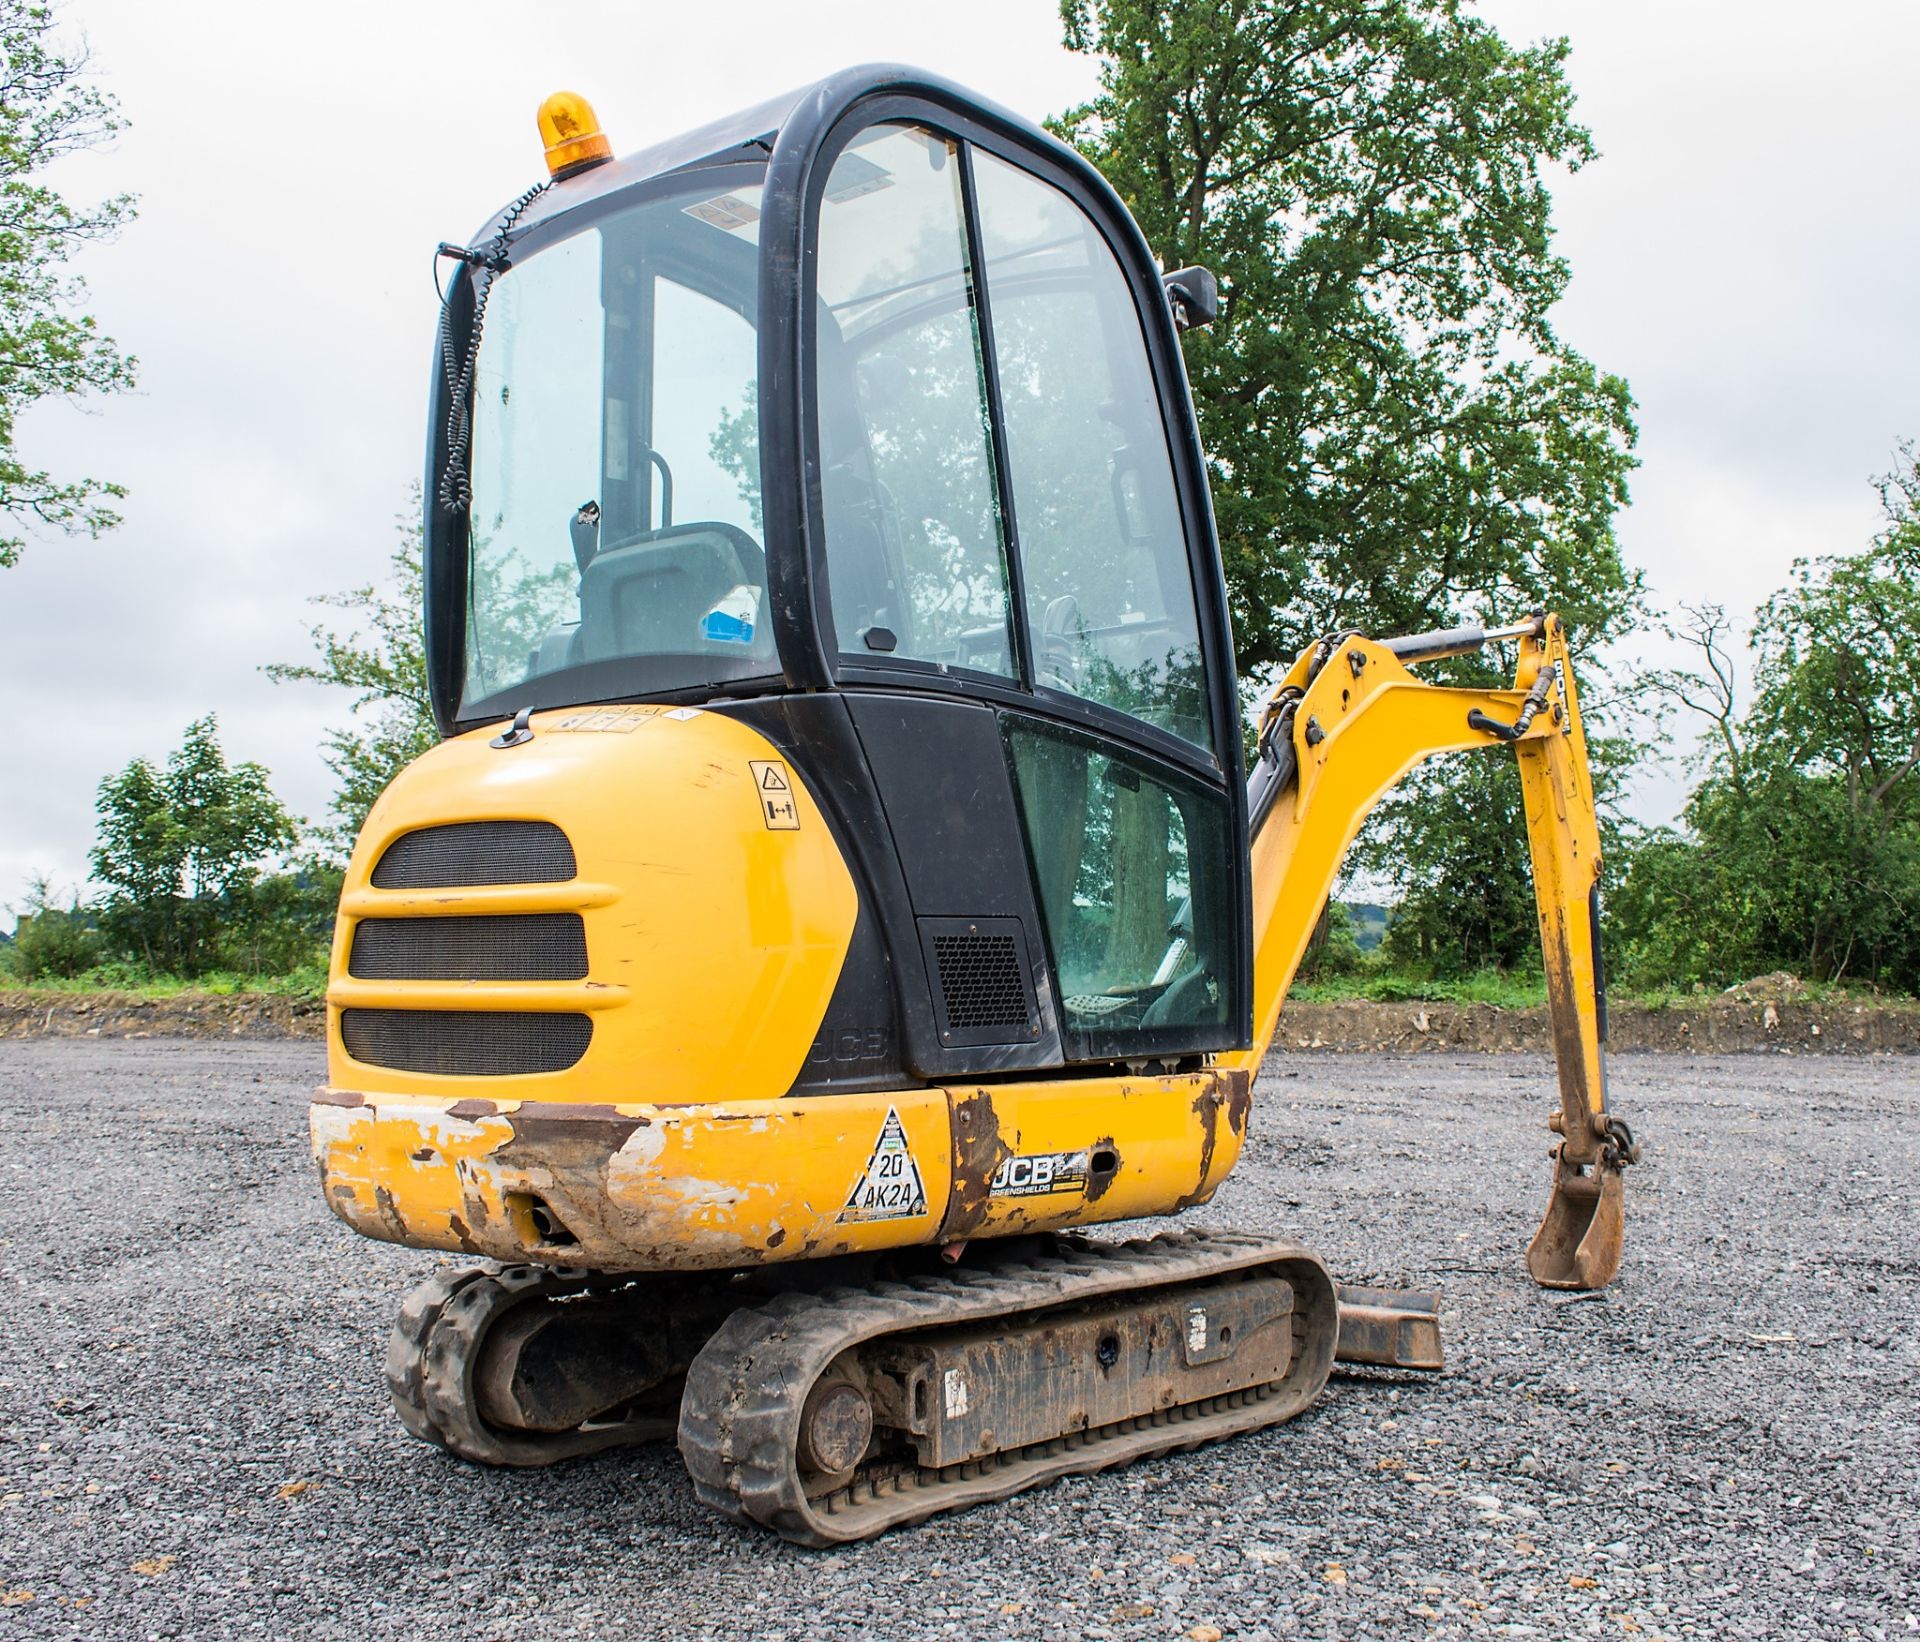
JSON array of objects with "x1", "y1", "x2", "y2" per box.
[{"x1": 427, "y1": 66, "x2": 1251, "y2": 1086}]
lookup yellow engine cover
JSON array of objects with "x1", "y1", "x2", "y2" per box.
[{"x1": 324, "y1": 704, "x2": 859, "y2": 1105}]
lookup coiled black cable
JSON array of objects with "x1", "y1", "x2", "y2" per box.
[{"x1": 436, "y1": 179, "x2": 552, "y2": 515}]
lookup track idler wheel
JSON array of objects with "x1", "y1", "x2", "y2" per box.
[{"x1": 386, "y1": 1265, "x2": 490, "y2": 1449}]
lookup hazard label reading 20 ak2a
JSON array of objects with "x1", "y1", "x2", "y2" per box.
[
  {"x1": 840, "y1": 1107, "x2": 929, "y2": 1222},
  {"x1": 748, "y1": 760, "x2": 800, "y2": 830}
]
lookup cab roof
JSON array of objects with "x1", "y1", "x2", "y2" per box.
[{"x1": 489, "y1": 63, "x2": 1049, "y2": 246}]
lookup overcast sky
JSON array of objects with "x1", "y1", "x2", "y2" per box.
[{"x1": 1, "y1": 1, "x2": 1916, "y2": 915}]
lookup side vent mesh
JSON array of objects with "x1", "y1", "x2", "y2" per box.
[
  {"x1": 348, "y1": 914, "x2": 588, "y2": 982},
  {"x1": 918, "y1": 916, "x2": 1037, "y2": 1046},
  {"x1": 340, "y1": 1009, "x2": 591, "y2": 1076},
  {"x1": 931, "y1": 932, "x2": 1028, "y2": 1029},
  {"x1": 371, "y1": 821, "x2": 575, "y2": 889}
]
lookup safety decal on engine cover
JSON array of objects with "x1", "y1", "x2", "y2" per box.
[
  {"x1": 840, "y1": 1106, "x2": 928, "y2": 1223},
  {"x1": 749, "y1": 760, "x2": 801, "y2": 830},
  {"x1": 548, "y1": 705, "x2": 659, "y2": 733},
  {"x1": 989, "y1": 1149, "x2": 1090, "y2": 1199}
]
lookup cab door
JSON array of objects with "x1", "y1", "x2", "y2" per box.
[{"x1": 801, "y1": 109, "x2": 1251, "y2": 1068}]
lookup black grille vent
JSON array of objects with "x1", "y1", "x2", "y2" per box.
[
  {"x1": 348, "y1": 914, "x2": 587, "y2": 982},
  {"x1": 371, "y1": 821, "x2": 575, "y2": 889},
  {"x1": 932, "y1": 932, "x2": 1028, "y2": 1028},
  {"x1": 919, "y1": 916, "x2": 1037, "y2": 1046},
  {"x1": 340, "y1": 1009, "x2": 592, "y2": 1076}
]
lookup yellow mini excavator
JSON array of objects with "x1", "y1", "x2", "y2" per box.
[{"x1": 311, "y1": 67, "x2": 1638, "y2": 1544}]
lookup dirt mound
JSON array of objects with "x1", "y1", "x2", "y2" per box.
[
  {"x1": 4, "y1": 987, "x2": 1915, "y2": 1054},
  {"x1": 0, "y1": 988, "x2": 324, "y2": 1041},
  {"x1": 1276, "y1": 995, "x2": 1920, "y2": 1055}
]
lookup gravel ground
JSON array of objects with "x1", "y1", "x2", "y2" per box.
[{"x1": 0, "y1": 1040, "x2": 1914, "y2": 1642}]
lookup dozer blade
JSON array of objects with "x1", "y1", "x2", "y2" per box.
[
  {"x1": 677, "y1": 1231, "x2": 1341, "y2": 1546},
  {"x1": 1334, "y1": 1285, "x2": 1443, "y2": 1370},
  {"x1": 1526, "y1": 1157, "x2": 1625, "y2": 1290}
]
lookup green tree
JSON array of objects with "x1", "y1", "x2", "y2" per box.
[
  {"x1": 1614, "y1": 454, "x2": 1920, "y2": 990},
  {"x1": 1055, "y1": 0, "x2": 1638, "y2": 668},
  {"x1": 1374, "y1": 754, "x2": 1536, "y2": 971},
  {"x1": 266, "y1": 507, "x2": 437, "y2": 849},
  {"x1": 218, "y1": 862, "x2": 340, "y2": 976},
  {"x1": 1748, "y1": 453, "x2": 1920, "y2": 817},
  {"x1": 90, "y1": 716, "x2": 299, "y2": 973},
  {"x1": 1295, "y1": 897, "x2": 1364, "y2": 981},
  {"x1": 0, "y1": 1, "x2": 137, "y2": 567},
  {"x1": 1055, "y1": 0, "x2": 1641, "y2": 970}
]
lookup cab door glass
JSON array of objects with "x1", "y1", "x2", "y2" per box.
[
  {"x1": 972, "y1": 151, "x2": 1212, "y2": 753},
  {"x1": 648, "y1": 276, "x2": 774, "y2": 659},
  {"x1": 652, "y1": 278, "x2": 762, "y2": 541},
  {"x1": 814, "y1": 126, "x2": 1018, "y2": 677},
  {"x1": 467, "y1": 229, "x2": 600, "y2": 703},
  {"x1": 1005, "y1": 720, "x2": 1231, "y2": 1050}
]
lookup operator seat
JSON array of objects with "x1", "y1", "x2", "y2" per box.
[{"x1": 577, "y1": 520, "x2": 768, "y2": 662}]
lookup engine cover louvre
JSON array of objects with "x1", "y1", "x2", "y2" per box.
[
  {"x1": 917, "y1": 916, "x2": 1039, "y2": 1047},
  {"x1": 339, "y1": 1009, "x2": 592, "y2": 1076},
  {"x1": 347, "y1": 914, "x2": 588, "y2": 982},
  {"x1": 371, "y1": 821, "x2": 576, "y2": 889}
]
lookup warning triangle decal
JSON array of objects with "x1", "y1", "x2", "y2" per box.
[
  {"x1": 759, "y1": 763, "x2": 790, "y2": 791},
  {"x1": 839, "y1": 1106, "x2": 929, "y2": 1223}
]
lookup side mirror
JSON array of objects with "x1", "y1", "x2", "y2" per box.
[{"x1": 1163, "y1": 266, "x2": 1219, "y2": 331}]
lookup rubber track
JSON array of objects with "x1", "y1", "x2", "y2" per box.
[
  {"x1": 391, "y1": 1263, "x2": 676, "y2": 1466},
  {"x1": 386, "y1": 1264, "x2": 492, "y2": 1449},
  {"x1": 677, "y1": 1231, "x2": 1340, "y2": 1546}
]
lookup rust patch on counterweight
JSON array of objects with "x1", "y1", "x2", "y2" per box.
[
  {"x1": 447, "y1": 1212, "x2": 481, "y2": 1254},
  {"x1": 502, "y1": 1102, "x2": 645, "y2": 1154},
  {"x1": 1175, "y1": 1082, "x2": 1227, "y2": 1211},
  {"x1": 1083, "y1": 1135, "x2": 1121, "y2": 1204},
  {"x1": 311, "y1": 1086, "x2": 364, "y2": 1108},
  {"x1": 1223, "y1": 1069, "x2": 1253, "y2": 1136},
  {"x1": 372, "y1": 1185, "x2": 409, "y2": 1240},
  {"x1": 939, "y1": 1088, "x2": 1011, "y2": 1241}
]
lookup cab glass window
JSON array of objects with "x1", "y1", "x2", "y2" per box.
[
  {"x1": 814, "y1": 126, "x2": 1017, "y2": 678},
  {"x1": 1005, "y1": 719, "x2": 1231, "y2": 1052},
  {"x1": 973, "y1": 151, "x2": 1212, "y2": 752},
  {"x1": 462, "y1": 177, "x2": 773, "y2": 718}
]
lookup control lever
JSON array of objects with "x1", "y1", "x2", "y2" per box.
[{"x1": 570, "y1": 500, "x2": 600, "y2": 575}]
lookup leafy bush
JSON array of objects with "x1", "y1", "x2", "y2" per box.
[
  {"x1": 5, "y1": 879, "x2": 101, "y2": 980},
  {"x1": 1296, "y1": 900, "x2": 1366, "y2": 981},
  {"x1": 213, "y1": 862, "x2": 341, "y2": 976}
]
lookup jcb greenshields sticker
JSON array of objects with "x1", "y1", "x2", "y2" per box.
[
  {"x1": 990, "y1": 1150, "x2": 1090, "y2": 1198},
  {"x1": 840, "y1": 1107, "x2": 928, "y2": 1222}
]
